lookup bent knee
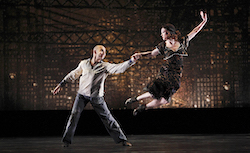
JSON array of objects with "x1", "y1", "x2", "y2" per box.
[{"x1": 160, "y1": 98, "x2": 169, "y2": 104}]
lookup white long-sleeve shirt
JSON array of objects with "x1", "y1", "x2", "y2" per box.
[{"x1": 62, "y1": 58, "x2": 135, "y2": 97}]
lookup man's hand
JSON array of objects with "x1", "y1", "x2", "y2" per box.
[
  {"x1": 51, "y1": 84, "x2": 62, "y2": 95},
  {"x1": 131, "y1": 53, "x2": 142, "y2": 62}
]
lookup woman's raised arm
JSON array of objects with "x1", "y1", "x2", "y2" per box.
[{"x1": 187, "y1": 11, "x2": 208, "y2": 41}]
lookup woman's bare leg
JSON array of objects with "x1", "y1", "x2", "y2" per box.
[
  {"x1": 125, "y1": 92, "x2": 153, "y2": 105},
  {"x1": 133, "y1": 97, "x2": 169, "y2": 116},
  {"x1": 136, "y1": 92, "x2": 153, "y2": 101},
  {"x1": 146, "y1": 97, "x2": 169, "y2": 108}
]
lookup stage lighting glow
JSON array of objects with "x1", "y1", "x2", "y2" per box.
[
  {"x1": 9, "y1": 73, "x2": 16, "y2": 79},
  {"x1": 223, "y1": 82, "x2": 230, "y2": 91},
  {"x1": 67, "y1": 96, "x2": 72, "y2": 100},
  {"x1": 205, "y1": 95, "x2": 210, "y2": 102}
]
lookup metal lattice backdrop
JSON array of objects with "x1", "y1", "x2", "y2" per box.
[{"x1": 0, "y1": 0, "x2": 249, "y2": 110}]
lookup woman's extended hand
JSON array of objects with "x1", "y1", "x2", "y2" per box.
[
  {"x1": 200, "y1": 11, "x2": 207, "y2": 23},
  {"x1": 131, "y1": 53, "x2": 142, "y2": 62}
]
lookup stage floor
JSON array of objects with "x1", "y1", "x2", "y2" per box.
[{"x1": 1, "y1": 134, "x2": 250, "y2": 153}]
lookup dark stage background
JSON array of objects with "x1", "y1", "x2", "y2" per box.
[
  {"x1": 1, "y1": 108, "x2": 250, "y2": 137},
  {"x1": 0, "y1": 0, "x2": 249, "y2": 111},
  {"x1": 0, "y1": 0, "x2": 250, "y2": 137}
]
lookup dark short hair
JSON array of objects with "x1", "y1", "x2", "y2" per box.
[
  {"x1": 162, "y1": 23, "x2": 176, "y2": 35},
  {"x1": 162, "y1": 23, "x2": 182, "y2": 41}
]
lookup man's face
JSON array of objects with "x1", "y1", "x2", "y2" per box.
[{"x1": 94, "y1": 45, "x2": 106, "y2": 62}]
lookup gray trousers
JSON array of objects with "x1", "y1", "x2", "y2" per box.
[{"x1": 62, "y1": 93, "x2": 127, "y2": 144}]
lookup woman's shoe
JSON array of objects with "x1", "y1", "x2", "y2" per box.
[
  {"x1": 125, "y1": 97, "x2": 138, "y2": 105},
  {"x1": 133, "y1": 104, "x2": 146, "y2": 116}
]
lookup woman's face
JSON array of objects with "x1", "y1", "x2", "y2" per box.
[{"x1": 161, "y1": 28, "x2": 169, "y2": 41}]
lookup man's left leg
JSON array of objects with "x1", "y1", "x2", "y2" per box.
[{"x1": 90, "y1": 97, "x2": 132, "y2": 146}]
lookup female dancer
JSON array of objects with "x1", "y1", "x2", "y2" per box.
[{"x1": 125, "y1": 11, "x2": 208, "y2": 115}]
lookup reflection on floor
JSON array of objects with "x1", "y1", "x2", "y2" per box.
[{"x1": 1, "y1": 134, "x2": 250, "y2": 153}]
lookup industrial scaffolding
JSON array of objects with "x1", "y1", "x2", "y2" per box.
[{"x1": 0, "y1": 0, "x2": 249, "y2": 110}]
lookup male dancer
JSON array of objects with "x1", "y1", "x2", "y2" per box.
[{"x1": 52, "y1": 45, "x2": 141, "y2": 147}]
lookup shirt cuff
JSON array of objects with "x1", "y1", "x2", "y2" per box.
[
  {"x1": 128, "y1": 58, "x2": 136, "y2": 65},
  {"x1": 59, "y1": 80, "x2": 67, "y2": 87}
]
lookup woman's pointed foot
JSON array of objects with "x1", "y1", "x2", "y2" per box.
[
  {"x1": 125, "y1": 97, "x2": 138, "y2": 105},
  {"x1": 133, "y1": 104, "x2": 146, "y2": 116}
]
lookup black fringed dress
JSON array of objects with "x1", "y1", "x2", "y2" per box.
[{"x1": 145, "y1": 36, "x2": 189, "y2": 100}]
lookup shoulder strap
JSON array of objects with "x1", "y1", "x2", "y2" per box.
[{"x1": 156, "y1": 42, "x2": 165, "y2": 55}]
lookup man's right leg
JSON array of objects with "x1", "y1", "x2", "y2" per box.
[
  {"x1": 62, "y1": 94, "x2": 89, "y2": 146},
  {"x1": 91, "y1": 97, "x2": 130, "y2": 145}
]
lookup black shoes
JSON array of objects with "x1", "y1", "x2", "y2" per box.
[
  {"x1": 133, "y1": 104, "x2": 146, "y2": 116},
  {"x1": 125, "y1": 97, "x2": 146, "y2": 116},
  {"x1": 62, "y1": 141, "x2": 70, "y2": 147},
  {"x1": 122, "y1": 141, "x2": 132, "y2": 147},
  {"x1": 125, "y1": 97, "x2": 138, "y2": 105}
]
